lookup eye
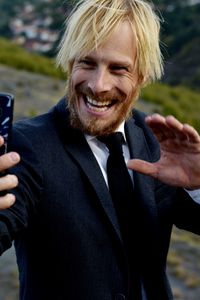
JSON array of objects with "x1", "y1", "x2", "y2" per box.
[
  {"x1": 78, "y1": 59, "x2": 95, "y2": 68},
  {"x1": 110, "y1": 65, "x2": 129, "y2": 73}
]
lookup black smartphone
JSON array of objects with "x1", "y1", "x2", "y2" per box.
[{"x1": 0, "y1": 93, "x2": 14, "y2": 156}]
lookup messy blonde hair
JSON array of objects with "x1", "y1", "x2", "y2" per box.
[{"x1": 56, "y1": 0, "x2": 163, "y2": 86}]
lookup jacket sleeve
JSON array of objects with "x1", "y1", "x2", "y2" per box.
[
  {"x1": 0, "y1": 124, "x2": 43, "y2": 255},
  {"x1": 173, "y1": 188, "x2": 200, "y2": 235}
]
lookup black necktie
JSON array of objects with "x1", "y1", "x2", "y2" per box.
[
  {"x1": 99, "y1": 132, "x2": 141, "y2": 299},
  {"x1": 99, "y1": 132, "x2": 134, "y2": 239}
]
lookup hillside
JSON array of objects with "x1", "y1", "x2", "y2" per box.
[
  {"x1": 0, "y1": 38, "x2": 65, "y2": 79},
  {"x1": 158, "y1": 2, "x2": 200, "y2": 89},
  {"x1": 0, "y1": 64, "x2": 65, "y2": 120}
]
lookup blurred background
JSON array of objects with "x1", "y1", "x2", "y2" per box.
[{"x1": 0, "y1": 0, "x2": 200, "y2": 299}]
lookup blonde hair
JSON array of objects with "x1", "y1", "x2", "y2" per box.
[{"x1": 56, "y1": 0, "x2": 163, "y2": 86}]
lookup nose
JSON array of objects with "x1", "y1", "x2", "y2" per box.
[{"x1": 87, "y1": 67, "x2": 113, "y2": 94}]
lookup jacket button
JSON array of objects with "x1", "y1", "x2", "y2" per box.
[{"x1": 115, "y1": 293, "x2": 126, "y2": 300}]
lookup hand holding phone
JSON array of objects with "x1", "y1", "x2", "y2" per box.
[{"x1": 0, "y1": 93, "x2": 20, "y2": 206}]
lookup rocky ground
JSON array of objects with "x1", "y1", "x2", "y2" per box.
[
  {"x1": 1, "y1": 64, "x2": 200, "y2": 299},
  {"x1": 0, "y1": 64, "x2": 66, "y2": 120}
]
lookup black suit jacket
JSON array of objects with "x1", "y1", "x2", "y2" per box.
[{"x1": 0, "y1": 98, "x2": 200, "y2": 300}]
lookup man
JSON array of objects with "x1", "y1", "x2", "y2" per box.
[{"x1": 0, "y1": 0, "x2": 200, "y2": 299}]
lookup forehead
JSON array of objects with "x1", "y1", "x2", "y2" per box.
[{"x1": 80, "y1": 21, "x2": 137, "y2": 66}]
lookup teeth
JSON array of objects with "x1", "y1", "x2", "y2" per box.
[
  {"x1": 86, "y1": 97, "x2": 112, "y2": 107},
  {"x1": 87, "y1": 102, "x2": 108, "y2": 112}
]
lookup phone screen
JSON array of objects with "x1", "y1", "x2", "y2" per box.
[{"x1": 0, "y1": 93, "x2": 14, "y2": 155}]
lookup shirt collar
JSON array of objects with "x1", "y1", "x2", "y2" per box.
[{"x1": 85, "y1": 121, "x2": 126, "y2": 143}]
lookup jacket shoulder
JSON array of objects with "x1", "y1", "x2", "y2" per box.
[{"x1": 13, "y1": 111, "x2": 53, "y2": 136}]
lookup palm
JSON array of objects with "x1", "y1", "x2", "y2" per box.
[{"x1": 128, "y1": 114, "x2": 200, "y2": 189}]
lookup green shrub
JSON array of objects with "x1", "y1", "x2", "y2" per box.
[
  {"x1": 0, "y1": 38, "x2": 65, "y2": 79},
  {"x1": 142, "y1": 83, "x2": 200, "y2": 132}
]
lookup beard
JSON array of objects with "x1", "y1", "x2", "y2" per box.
[{"x1": 67, "y1": 79, "x2": 139, "y2": 136}]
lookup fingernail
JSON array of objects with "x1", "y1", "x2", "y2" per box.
[
  {"x1": 7, "y1": 194, "x2": 16, "y2": 206},
  {"x1": 10, "y1": 152, "x2": 20, "y2": 162},
  {"x1": 11, "y1": 175, "x2": 18, "y2": 185}
]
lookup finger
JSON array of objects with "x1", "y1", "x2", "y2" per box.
[
  {"x1": 127, "y1": 159, "x2": 158, "y2": 178},
  {"x1": 145, "y1": 114, "x2": 166, "y2": 130},
  {"x1": 147, "y1": 114, "x2": 189, "y2": 142},
  {"x1": 0, "y1": 174, "x2": 18, "y2": 191},
  {"x1": 182, "y1": 124, "x2": 200, "y2": 143},
  {"x1": 165, "y1": 116, "x2": 189, "y2": 140},
  {"x1": 145, "y1": 114, "x2": 176, "y2": 141},
  {"x1": 0, "y1": 136, "x2": 4, "y2": 147},
  {"x1": 0, "y1": 193, "x2": 16, "y2": 210},
  {"x1": 167, "y1": 118, "x2": 200, "y2": 142},
  {"x1": 0, "y1": 152, "x2": 20, "y2": 172}
]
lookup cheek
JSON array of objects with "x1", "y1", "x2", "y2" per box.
[
  {"x1": 71, "y1": 69, "x2": 88, "y2": 88},
  {"x1": 117, "y1": 76, "x2": 137, "y2": 98}
]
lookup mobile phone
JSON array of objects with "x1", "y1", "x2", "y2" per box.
[{"x1": 0, "y1": 93, "x2": 14, "y2": 156}]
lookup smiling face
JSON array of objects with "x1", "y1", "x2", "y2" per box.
[{"x1": 68, "y1": 21, "x2": 140, "y2": 136}]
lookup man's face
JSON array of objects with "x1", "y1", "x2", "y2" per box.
[{"x1": 69, "y1": 21, "x2": 140, "y2": 136}]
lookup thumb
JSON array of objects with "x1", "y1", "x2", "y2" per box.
[{"x1": 127, "y1": 159, "x2": 158, "y2": 178}]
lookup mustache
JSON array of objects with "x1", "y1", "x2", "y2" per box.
[{"x1": 76, "y1": 85, "x2": 126, "y2": 102}]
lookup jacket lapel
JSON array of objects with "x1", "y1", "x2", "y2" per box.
[
  {"x1": 125, "y1": 117, "x2": 159, "y2": 232},
  {"x1": 53, "y1": 99, "x2": 123, "y2": 242}
]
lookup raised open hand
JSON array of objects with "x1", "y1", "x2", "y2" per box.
[{"x1": 127, "y1": 114, "x2": 200, "y2": 189}]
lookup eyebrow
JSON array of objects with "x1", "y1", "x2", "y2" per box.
[{"x1": 80, "y1": 55, "x2": 133, "y2": 69}]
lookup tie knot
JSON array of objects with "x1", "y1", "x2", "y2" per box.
[{"x1": 98, "y1": 132, "x2": 124, "y2": 155}]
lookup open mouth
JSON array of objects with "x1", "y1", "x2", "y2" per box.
[{"x1": 84, "y1": 96, "x2": 117, "y2": 112}]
